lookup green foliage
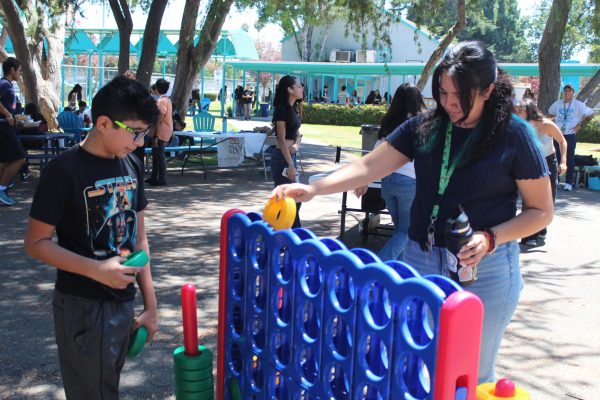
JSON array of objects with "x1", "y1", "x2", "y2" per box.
[
  {"x1": 578, "y1": 116, "x2": 600, "y2": 143},
  {"x1": 526, "y1": 0, "x2": 600, "y2": 61},
  {"x1": 201, "y1": 92, "x2": 217, "y2": 101},
  {"x1": 404, "y1": 0, "x2": 532, "y2": 62},
  {"x1": 302, "y1": 104, "x2": 387, "y2": 126}
]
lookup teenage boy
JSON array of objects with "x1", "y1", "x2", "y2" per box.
[
  {"x1": 548, "y1": 84, "x2": 595, "y2": 191},
  {"x1": 24, "y1": 76, "x2": 159, "y2": 399},
  {"x1": 147, "y1": 78, "x2": 172, "y2": 186},
  {"x1": 242, "y1": 83, "x2": 254, "y2": 120},
  {"x1": 0, "y1": 57, "x2": 25, "y2": 205}
]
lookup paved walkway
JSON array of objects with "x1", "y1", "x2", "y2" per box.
[{"x1": 0, "y1": 138, "x2": 599, "y2": 399}]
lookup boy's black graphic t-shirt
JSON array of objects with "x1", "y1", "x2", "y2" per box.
[{"x1": 30, "y1": 145, "x2": 147, "y2": 302}]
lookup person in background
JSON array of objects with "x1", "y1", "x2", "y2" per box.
[
  {"x1": 22, "y1": 102, "x2": 48, "y2": 133},
  {"x1": 147, "y1": 78, "x2": 172, "y2": 186},
  {"x1": 515, "y1": 98, "x2": 567, "y2": 246},
  {"x1": 365, "y1": 90, "x2": 376, "y2": 104},
  {"x1": 321, "y1": 85, "x2": 329, "y2": 103},
  {"x1": 350, "y1": 89, "x2": 360, "y2": 105},
  {"x1": 0, "y1": 57, "x2": 25, "y2": 206},
  {"x1": 234, "y1": 85, "x2": 244, "y2": 117},
  {"x1": 123, "y1": 69, "x2": 136, "y2": 80},
  {"x1": 24, "y1": 76, "x2": 159, "y2": 399},
  {"x1": 68, "y1": 84, "x2": 83, "y2": 111},
  {"x1": 75, "y1": 100, "x2": 92, "y2": 128},
  {"x1": 356, "y1": 83, "x2": 425, "y2": 261},
  {"x1": 242, "y1": 83, "x2": 254, "y2": 120},
  {"x1": 522, "y1": 88, "x2": 535, "y2": 101},
  {"x1": 373, "y1": 89, "x2": 383, "y2": 105},
  {"x1": 383, "y1": 91, "x2": 392, "y2": 104},
  {"x1": 548, "y1": 84, "x2": 595, "y2": 191},
  {"x1": 273, "y1": 41, "x2": 553, "y2": 383},
  {"x1": 337, "y1": 85, "x2": 349, "y2": 105},
  {"x1": 271, "y1": 75, "x2": 304, "y2": 228}
]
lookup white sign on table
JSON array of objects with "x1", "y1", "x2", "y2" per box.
[{"x1": 217, "y1": 137, "x2": 245, "y2": 167}]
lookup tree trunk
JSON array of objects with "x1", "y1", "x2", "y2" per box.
[
  {"x1": 537, "y1": 0, "x2": 572, "y2": 114},
  {"x1": 108, "y1": 0, "x2": 133, "y2": 74},
  {"x1": 170, "y1": 0, "x2": 234, "y2": 117},
  {"x1": 317, "y1": 24, "x2": 332, "y2": 62},
  {"x1": 0, "y1": 0, "x2": 68, "y2": 130},
  {"x1": 305, "y1": 25, "x2": 313, "y2": 62},
  {"x1": 576, "y1": 69, "x2": 600, "y2": 107},
  {"x1": 416, "y1": 0, "x2": 465, "y2": 91},
  {"x1": 583, "y1": 85, "x2": 600, "y2": 108},
  {"x1": 136, "y1": 0, "x2": 169, "y2": 87}
]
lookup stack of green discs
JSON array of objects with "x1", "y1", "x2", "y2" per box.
[{"x1": 173, "y1": 345, "x2": 214, "y2": 399}]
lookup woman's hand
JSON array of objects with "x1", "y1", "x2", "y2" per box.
[
  {"x1": 133, "y1": 308, "x2": 158, "y2": 343},
  {"x1": 288, "y1": 143, "x2": 299, "y2": 154},
  {"x1": 286, "y1": 165, "x2": 298, "y2": 182},
  {"x1": 558, "y1": 162, "x2": 567, "y2": 175},
  {"x1": 353, "y1": 185, "x2": 368, "y2": 198},
  {"x1": 457, "y1": 232, "x2": 489, "y2": 269},
  {"x1": 272, "y1": 183, "x2": 316, "y2": 203}
]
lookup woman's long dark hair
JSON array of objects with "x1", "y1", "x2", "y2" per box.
[
  {"x1": 517, "y1": 98, "x2": 543, "y2": 122},
  {"x1": 418, "y1": 41, "x2": 513, "y2": 166},
  {"x1": 365, "y1": 90, "x2": 376, "y2": 104},
  {"x1": 273, "y1": 75, "x2": 298, "y2": 109},
  {"x1": 378, "y1": 83, "x2": 425, "y2": 139}
]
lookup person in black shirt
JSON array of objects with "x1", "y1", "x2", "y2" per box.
[
  {"x1": 242, "y1": 83, "x2": 254, "y2": 120},
  {"x1": 273, "y1": 42, "x2": 553, "y2": 383},
  {"x1": 25, "y1": 77, "x2": 160, "y2": 399},
  {"x1": 271, "y1": 75, "x2": 304, "y2": 228}
]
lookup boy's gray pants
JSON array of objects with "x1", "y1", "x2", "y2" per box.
[{"x1": 53, "y1": 289, "x2": 134, "y2": 400}]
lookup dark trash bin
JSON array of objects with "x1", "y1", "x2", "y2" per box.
[
  {"x1": 260, "y1": 103, "x2": 269, "y2": 117},
  {"x1": 360, "y1": 124, "x2": 380, "y2": 152}
]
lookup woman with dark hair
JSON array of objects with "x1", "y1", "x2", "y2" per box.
[
  {"x1": 350, "y1": 89, "x2": 359, "y2": 105},
  {"x1": 271, "y1": 75, "x2": 304, "y2": 228},
  {"x1": 364, "y1": 90, "x2": 376, "y2": 104},
  {"x1": 273, "y1": 41, "x2": 553, "y2": 383},
  {"x1": 373, "y1": 83, "x2": 425, "y2": 260},
  {"x1": 515, "y1": 98, "x2": 566, "y2": 245},
  {"x1": 67, "y1": 84, "x2": 83, "y2": 110},
  {"x1": 522, "y1": 87, "x2": 535, "y2": 101}
]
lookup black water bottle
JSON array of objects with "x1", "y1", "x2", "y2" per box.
[{"x1": 445, "y1": 205, "x2": 476, "y2": 285}]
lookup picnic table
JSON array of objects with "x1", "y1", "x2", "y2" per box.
[{"x1": 18, "y1": 132, "x2": 75, "y2": 169}]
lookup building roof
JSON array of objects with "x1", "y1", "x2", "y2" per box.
[{"x1": 223, "y1": 61, "x2": 600, "y2": 77}]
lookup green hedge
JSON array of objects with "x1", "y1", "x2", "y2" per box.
[
  {"x1": 578, "y1": 116, "x2": 600, "y2": 143},
  {"x1": 302, "y1": 104, "x2": 387, "y2": 126},
  {"x1": 202, "y1": 93, "x2": 218, "y2": 102}
]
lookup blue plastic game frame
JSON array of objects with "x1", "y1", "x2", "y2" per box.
[{"x1": 217, "y1": 210, "x2": 483, "y2": 400}]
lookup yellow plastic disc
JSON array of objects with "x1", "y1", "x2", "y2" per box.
[{"x1": 263, "y1": 197, "x2": 296, "y2": 230}]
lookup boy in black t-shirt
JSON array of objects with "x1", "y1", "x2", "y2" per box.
[{"x1": 24, "y1": 77, "x2": 160, "y2": 399}]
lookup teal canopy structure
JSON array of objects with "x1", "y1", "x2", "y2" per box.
[
  {"x1": 213, "y1": 30, "x2": 258, "y2": 60},
  {"x1": 98, "y1": 33, "x2": 137, "y2": 55},
  {"x1": 135, "y1": 32, "x2": 177, "y2": 56},
  {"x1": 2, "y1": 36, "x2": 13, "y2": 53},
  {"x1": 64, "y1": 31, "x2": 98, "y2": 55}
]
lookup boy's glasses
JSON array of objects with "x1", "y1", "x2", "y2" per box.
[{"x1": 113, "y1": 119, "x2": 151, "y2": 141}]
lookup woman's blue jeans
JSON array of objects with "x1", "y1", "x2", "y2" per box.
[
  {"x1": 403, "y1": 239, "x2": 523, "y2": 384},
  {"x1": 271, "y1": 148, "x2": 301, "y2": 228},
  {"x1": 378, "y1": 173, "x2": 416, "y2": 261}
]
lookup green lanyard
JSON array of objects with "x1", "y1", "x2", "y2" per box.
[{"x1": 426, "y1": 122, "x2": 466, "y2": 250}]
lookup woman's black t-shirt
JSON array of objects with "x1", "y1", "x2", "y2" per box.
[
  {"x1": 386, "y1": 115, "x2": 548, "y2": 247},
  {"x1": 273, "y1": 105, "x2": 300, "y2": 141},
  {"x1": 29, "y1": 145, "x2": 147, "y2": 302}
]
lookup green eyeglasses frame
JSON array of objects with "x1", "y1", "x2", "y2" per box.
[{"x1": 113, "y1": 119, "x2": 151, "y2": 141}]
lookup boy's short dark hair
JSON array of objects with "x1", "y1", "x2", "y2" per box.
[
  {"x1": 3, "y1": 57, "x2": 21, "y2": 76},
  {"x1": 155, "y1": 79, "x2": 170, "y2": 95},
  {"x1": 78, "y1": 101, "x2": 87, "y2": 108},
  {"x1": 92, "y1": 76, "x2": 159, "y2": 126}
]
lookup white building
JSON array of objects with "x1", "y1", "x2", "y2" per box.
[{"x1": 280, "y1": 17, "x2": 440, "y2": 99}]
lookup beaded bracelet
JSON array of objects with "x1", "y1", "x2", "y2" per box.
[{"x1": 483, "y1": 228, "x2": 498, "y2": 253}]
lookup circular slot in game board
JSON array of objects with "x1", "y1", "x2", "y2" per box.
[
  {"x1": 328, "y1": 268, "x2": 355, "y2": 313},
  {"x1": 301, "y1": 301, "x2": 320, "y2": 342},
  {"x1": 362, "y1": 333, "x2": 389, "y2": 379},
  {"x1": 400, "y1": 297, "x2": 434, "y2": 348},
  {"x1": 327, "y1": 315, "x2": 352, "y2": 359},
  {"x1": 361, "y1": 281, "x2": 392, "y2": 329},
  {"x1": 300, "y1": 256, "x2": 322, "y2": 297}
]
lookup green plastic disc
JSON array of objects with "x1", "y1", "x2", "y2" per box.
[
  {"x1": 229, "y1": 378, "x2": 241, "y2": 400},
  {"x1": 175, "y1": 378, "x2": 213, "y2": 392},
  {"x1": 123, "y1": 249, "x2": 149, "y2": 267},
  {"x1": 127, "y1": 326, "x2": 148, "y2": 358},
  {"x1": 174, "y1": 366, "x2": 213, "y2": 381},
  {"x1": 173, "y1": 345, "x2": 213, "y2": 371},
  {"x1": 175, "y1": 388, "x2": 214, "y2": 400}
]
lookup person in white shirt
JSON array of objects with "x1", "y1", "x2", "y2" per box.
[
  {"x1": 337, "y1": 85, "x2": 349, "y2": 105},
  {"x1": 548, "y1": 84, "x2": 595, "y2": 191}
]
